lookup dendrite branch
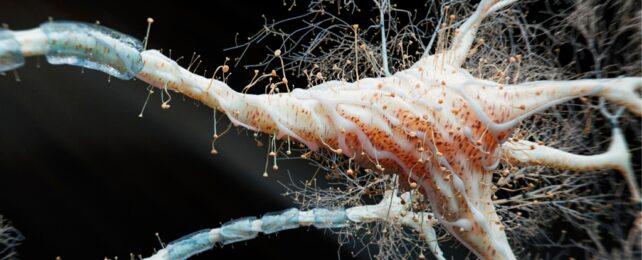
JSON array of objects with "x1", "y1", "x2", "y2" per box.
[
  {"x1": 375, "y1": 0, "x2": 392, "y2": 77},
  {"x1": 446, "y1": 0, "x2": 518, "y2": 67},
  {"x1": 454, "y1": 77, "x2": 642, "y2": 135},
  {"x1": 502, "y1": 127, "x2": 640, "y2": 201}
]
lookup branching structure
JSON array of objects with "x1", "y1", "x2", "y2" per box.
[
  {"x1": 0, "y1": 215, "x2": 23, "y2": 260},
  {"x1": 0, "y1": 0, "x2": 640, "y2": 259}
]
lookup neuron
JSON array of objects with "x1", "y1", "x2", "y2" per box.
[{"x1": 0, "y1": 0, "x2": 640, "y2": 259}]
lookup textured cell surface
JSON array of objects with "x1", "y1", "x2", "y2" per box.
[{"x1": 40, "y1": 21, "x2": 143, "y2": 79}]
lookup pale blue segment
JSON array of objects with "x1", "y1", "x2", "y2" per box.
[
  {"x1": 219, "y1": 217, "x2": 258, "y2": 245},
  {"x1": 40, "y1": 21, "x2": 143, "y2": 80},
  {"x1": 167, "y1": 229, "x2": 213, "y2": 260},
  {"x1": 260, "y1": 208, "x2": 300, "y2": 234},
  {"x1": 0, "y1": 28, "x2": 24, "y2": 72},
  {"x1": 313, "y1": 208, "x2": 348, "y2": 228}
]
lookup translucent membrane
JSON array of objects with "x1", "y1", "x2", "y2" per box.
[
  {"x1": 312, "y1": 208, "x2": 347, "y2": 228},
  {"x1": 0, "y1": 28, "x2": 25, "y2": 72},
  {"x1": 219, "y1": 217, "x2": 258, "y2": 245},
  {"x1": 167, "y1": 229, "x2": 213, "y2": 259},
  {"x1": 260, "y1": 208, "x2": 299, "y2": 234},
  {"x1": 40, "y1": 21, "x2": 143, "y2": 79}
]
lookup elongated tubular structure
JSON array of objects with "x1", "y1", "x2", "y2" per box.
[
  {"x1": 146, "y1": 182, "x2": 442, "y2": 260},
  {"x1": 1, "y1": 0, "x2": 640, "y2": 258},
  {"x1": 503, "y1": 127, "x2": 640, "y2": 202}
]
